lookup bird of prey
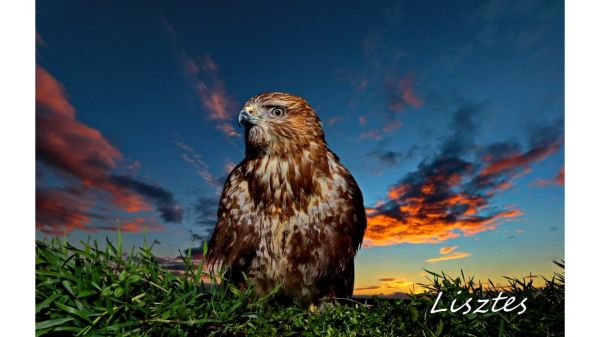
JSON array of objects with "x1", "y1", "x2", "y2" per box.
[{"x1": 207, "y1": 92, "x2": 366, "y2": 306}]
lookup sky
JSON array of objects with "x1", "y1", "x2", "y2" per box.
[{"x1": 36, "y1": 0, "x2": 564, "y2": 296}]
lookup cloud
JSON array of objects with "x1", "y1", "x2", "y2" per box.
[
  {"x1": 366, "y1": 144, "x2": 420, "y2": 167},
  {"x1": 36, "y1": 188, "x2": 92, "y2": 235},
  {"x1": 36, "y1": 66, "x2": 122, "y2": 182},
  {"x1": 224, "y1": 159, "x2": 236, "y2": 174},
  {"x1": 36, "y1": 32, "x2": 47, "y2": 47},
  {"x1": 181, "y1": 52, "x2": 239, "y2": 138},
  {"x1": 366, "y1": 150, "x2": 404, "y2": 166},
  {"x1": 336, "y1": 69, "x2": 370, "y2": 109},
  {"x1": 327, "y1": 116, "x2": 343, "y2": 127},
  {"x1": 109, "y1": 175, "x2": 183, "y2": 223},
  {"x1": 385, "y1": 71, "x2": 424, "y2": 112},
  {"x1": 354, "y1": 285, "x2": 380, "y2": 291},
  {"x1": 531, "y1": 166, "x2": 564, "y2": 187},
  {"x1": 193, "y1": 196, "x2": 219, "y2": 228},
  {"x1": 185, "y1": 54, "x2": 235, "y2": 121},
  {"x1": 125, "y1": 160, "x2": 141, "y2": 172},
  {"x1": 175, "y1": 140, "x2": 221, "y2": 190},
  {"x1": 354, "y1": 276, "x2": 417, "y2": 295},
  {"x1": 469, "y1": 119, "x2": 563, "y2": 193},
  {"x1": 337, "y1": 70, "x2": 369, "y2": 93},
  {"x1": 359, "y1": 130, "x2": 382, "y2": 141},
  {"x1": 97, "y1": 217, "x2": 165, "y2": 233},
  {"x1": 186, "y1": 195, "x2": 221, "y2": 244},
  {"x1": 479, "y1": 143, "x2": 561, "y2": 177},
  {"x1": 36, "y1": 65, "x2": 150, "y2": 213},
  {"x1": 36, "y1": 186, "x2": 166, "y2": 235},
  {"x1": 439, "y1": 246, "x2": 459, "y2": 255},
  {"x1": 36, "y1": 186, "x2": 160, "y2": 236},
  {"x1": 364, "y1": 151, "x2": 524, "y2": 245},
  {"x1": 162, "y1": 21, "x2": 238, "y2": 139},
  {"x1": 36, "y1": 65, "x2": 182, "y2": 235},
  {"x1": 426, "y1": 251, "x2": 472, "y2": 263},
  {"x1": 360, "y1": 120, "x2": 401, "y2": 140},
  {"x1": 216, "y1": 123, "x2": 241, "y2": 138},
  {"x1": 555, "y1": 167, "x2": 565, "y2": 185},
  {"x1": 364, "y1": 102, "x2": 561, "y2": 246},
  {"x1": 185, "y1": 187, "x2": 224, "y2": 248}
]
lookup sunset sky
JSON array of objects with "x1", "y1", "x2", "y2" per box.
[{"x1": 36, "y1": 0, "x2": 564, "y2": 296}]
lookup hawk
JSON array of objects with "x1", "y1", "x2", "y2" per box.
[{"x1": 207, "y1": 92, "x2": 366, "y2": 305}]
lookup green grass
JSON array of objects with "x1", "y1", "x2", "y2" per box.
[{"x1": 36, "y1": 233, "x2": 564, "y2": 336}]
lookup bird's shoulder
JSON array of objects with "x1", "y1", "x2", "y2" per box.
[
  {"x1": 323, "y1": 148, "x2": 367, "y2": 215},
  {"x1": 323, "y1": 148, "x2": 360, "y2": 190},
  {"x1": 217, "y1": 162, "x2": 251, "y2": 212}
]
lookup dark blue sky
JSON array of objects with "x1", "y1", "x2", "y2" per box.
[{"x1": 36, "y1": 0, "x2": 564, "y2": 294}]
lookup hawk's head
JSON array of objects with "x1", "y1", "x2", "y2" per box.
[{"x1": 238, "y1": 92, "x2": 325, "y2": 156}]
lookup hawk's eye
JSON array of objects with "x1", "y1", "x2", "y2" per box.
[{"x1": 270, "y1": 107, "x2": 285, "y2": 117}]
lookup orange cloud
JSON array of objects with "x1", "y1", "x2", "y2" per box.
[
  {"x1": 439, "y1": 246, "x2": 458, "y2": 255},
  {"x1": 100, "y1": 182, "x2": 150, "y2": 213},
  {"x1": 555, "y1": 167, "x2": 565, "y2": 185},
  {"x1": 359, "y1": 120, "x2": 401, "y2": 140},
  {"x1": 480, "y1": 142, "x2": 561, "y2": 177},
  {"x1": 426, "y1": 251, "x2": 472, "y2": 263},
  {"x1": 36, "y1": 189, "x2": 92, "y2": 236},
  {"x1": 354, "y1": 285, "x2": 380, "y2": 291},
  {"x1": 385, "y1": 71, "x2": 424, "y2": 112},
  {"x1": 399, "y1": 72, "x2": 423, "y2": 108},
  {"x1": 532, "y1": 167, "x2": 564, "y2": 187},
  {"x1": 387, "y1": 184, "x2": 407, "y2": 200},
  {"x1": 365, "y1": 174, "x2": 524, "y2": 246},
  {"x1": 354, "y1": 277, "x2": 419, "y2": 296},
  {"x1": 36, "y1": 66, "x2": 124, "y2": 181},
  {"x1": 363, "y1": 102, "x2": 560, "y2": 248},
  {"x1": 196, "y1": 81, "x2": 230, "y2": 120},
  {"x1": 364, "y1": 162, "x2": 524, "y2": 246},
  {"x1": 182, "y1": 53, "x2": 238, "y2": 137},
  {"x1": 36, "y1": 66, "x2": 180, "y2": 234}
]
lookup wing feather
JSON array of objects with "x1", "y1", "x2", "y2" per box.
[{"x1": 207, "y1": 162, "x2": 258, "y2": 283}]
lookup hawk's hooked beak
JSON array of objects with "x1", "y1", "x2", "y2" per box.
[{"x1": 238, "y1": 109, "x2": 258, "y2": 127}]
